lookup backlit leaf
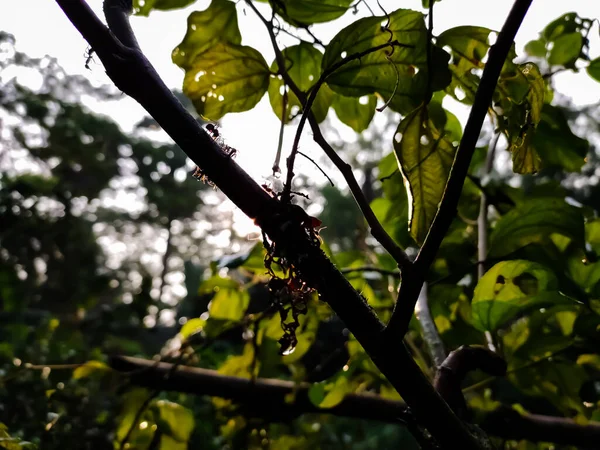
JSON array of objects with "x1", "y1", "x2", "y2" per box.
[
  {"x1": 183, "y1": 42, "x2": 270, "y2": 120},
  {"x1": 548, "y1": 32, "x2": 583, "y2": 67},
  {"x1": 268, "y1": 43, "x2": 332, "y2": 123},
  {"x1": 587, "y1": 57, "x2": 600, "y2": 82},
  {"x1": 393, "y1": 105, "x2": 456, "y2": 244},
  {"x1": 322, "y1": 9, "x2": 451, "y2": 114},
  {"x1": 308, "y1": 372, "x2": 352, "y2": 408},
  {"x1": 271, "y1": 0, "x2": 354, "y2": 25},
  {"x1": 331, "y1": 94, "x2": 376, "y2": 132},
  {"x1": 172, "y1": 0, "x2": 241, "y2": 70},
  {"x1": 151, "y1": 400, "x2": 195, "y2": 442},
  {"x1": 472, "y1": 260, "x2": 570, "y2": 331},
  {"x1": 208, "y1": 288, "x2": 249, "y2": 321}
]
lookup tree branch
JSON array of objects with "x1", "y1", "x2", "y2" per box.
[
  {"x1": 385, "y1": 0, "x2": 533, "y2": 342},
  {"x1": 110, "y1": 355, "x2": 600, "y2": 448},
  {"x1": 55, "y1": 1, "x2": 477, "y2": 447},
  {"x1": 414, "y1": 283, "x2": 446, "y2": 368}
]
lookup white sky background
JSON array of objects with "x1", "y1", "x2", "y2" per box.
[{"x1": 1, "y1": 0, "x2": 600, "y2": 228}]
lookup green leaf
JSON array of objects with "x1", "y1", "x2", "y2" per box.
[
  {"x1": 524, "y1": 39, "x2": 547, "y2": 58},
  {"x1": 151, "y1": 400, "x2": 195, "y2": 442},
  {"x1": 172, "y1": 0, "x2": 241, "y2": 70},
  {"x1": 308, "y1": 373, "x2": 352, "y2": 408},
  {"x1": 548, "y1": 32, "x2": 583, "y2": 67},
  {"x1": 489, "y1": 198, "x2": 585, "y2": 258},
  {"x1": 472, "y1": 260, "x2": 571, "y2": 331},
  {"x1": 587, "y1": 57, "x2": 600, "y2": 82},
  {"x1": 134, "y1": 0, "x2": 195, "y2": 16},
  {"x1": 438, "y1": 26, "x2": 493, "y2": 105},
  {"x1": 182, "y1": 42, "x2": 270, "y2": 120},
  {"x1": 533, "y1": 104, "x2": 588, "y2": 172},
  {"x1": 72, "y1": 360, "x2": 110, "y2": 380},
  {"x1": 268, "y1": 43, "x2": 332, "y2": 123},
  {"x1": 331, "y1": 94, "x2": 376, "y2": 132},
  {"x1": 393, "y1": 105, "x2": 456, "y2": 245},
  {"x1": 271, "y1": 0, "x2": 354, "y2": 25},
  {"x1": 322, "y1": 9, "x2": 451, "y2": 114},
  {"x1": 437, "y1": 26, "x2": 492, "y2": 70},
  {"x1": 208, "y1": 288, "x2": 249, "y2": 321},
  {"x1": 179, "y1": 318, "x2": 205, "y2": 340}
]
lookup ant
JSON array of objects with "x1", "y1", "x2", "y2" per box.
[{"x1": 205, "y1": 123, "x2": 220, "y2": 139}]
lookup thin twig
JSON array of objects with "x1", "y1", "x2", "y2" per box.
[
  {"x1": 272, "y1": 88, "x2": 287, "y2": 175},
  {"x1": 385, "y1": 0, "x2": 534, "y2": 342},
  {"x1": 478, "y1": 127, "x2": 501, "y2": 353},
  {"x1": 297, "y1": 151, "x2": 334, "y2": 186}
]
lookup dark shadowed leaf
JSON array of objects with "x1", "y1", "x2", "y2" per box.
[
  {"x1": 172, "y1": 0, "x2": 241, "y2": 70},
  {"x1": 182, "y1": 42, "x2": 270, "y2": 120},
  {"x1": 472, "y1": 260, "x2": 570, "y2": 331},
  {"x1": 489, "y1": 198, "x2": 585, "y2": 258},
  {"x1": 393, "y1": 105, "x2": 456, "y2": 244},
  {"x1": 533, "y1": 104, "x2": 588, "y2": 172}
]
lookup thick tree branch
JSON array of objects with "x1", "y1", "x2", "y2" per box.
[
  {"x1": 385, "y1": 0, "x2": 533, "y2": 341},
  {"x1": 56, "y1": 2, "x2": 481, "y2": 448},
  {"x1": 110, "y1": 355, "x2": 600, "y2": 448}
]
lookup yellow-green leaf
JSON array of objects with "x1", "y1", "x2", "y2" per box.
[
  {"x1": 73, "y1": 360, "x2": 110, "y2": 380},
  {"x1": 172, "y1": 0, "x2": 241, "y2": 70},
  {"x1": 393, "y1": 105, "x2": 456, "y2": 245},
  {"x1": 472, "y1": 260, "x2": 571, "y2": 331},
  {"x1": 208, "y1": 288, "x2": 249, "y2": 321},
  {"x1": 151, "y1": 400, "x2": 195, "y2": 442},
  {"x1": 183, "y1": 42, "x2": 270, "y2": 120}
]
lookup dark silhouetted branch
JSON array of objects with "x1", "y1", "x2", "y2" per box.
[{"x1": 111, "y1": 355, "x2": 600, "y2": 448}]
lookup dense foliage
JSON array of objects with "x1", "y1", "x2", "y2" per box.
[{"x1": 2, "y1": 0, "x2": 600, "y2": 448}]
